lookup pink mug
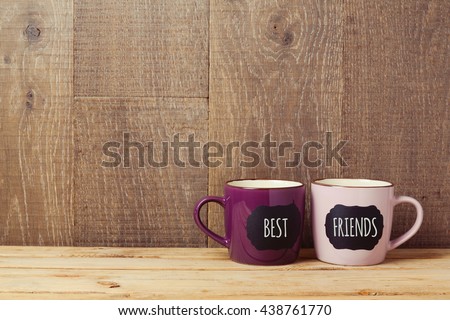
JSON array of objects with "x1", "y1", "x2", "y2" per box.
[{"x1": 311, "y1": 178, "x2": 423, "y2": 265}]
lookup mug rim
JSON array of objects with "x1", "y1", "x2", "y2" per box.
[
  {"x1": 312, "y1": 178, "x2": 393, "y2": 188},
  {"x1": 226, "y1": 179, "x2": 303, "y2": 189}
]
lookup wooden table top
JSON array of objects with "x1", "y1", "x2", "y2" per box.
[{"x1": 0, "y1": 247, "x2": 448, "y2": 299}]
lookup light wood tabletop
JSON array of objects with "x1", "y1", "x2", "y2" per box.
[{"x1": 0, "y1": 247, "x2": 448, "y2": 299}]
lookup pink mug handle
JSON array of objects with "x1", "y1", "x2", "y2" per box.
[
  {"x1": 388, "y1": 196, "x2": 424, "y2": 250},
  {"x1": 193, "y1": 196, "x2": 230, "y2": 248}
]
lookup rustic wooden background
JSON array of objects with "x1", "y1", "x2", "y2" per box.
[{"x1": 0, "y1": 0, "x2": 448, "y2": 247}]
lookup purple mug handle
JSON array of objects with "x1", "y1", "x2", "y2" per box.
[{"x1": 193, "y1": 196, "x2": 230, "y2": 248}]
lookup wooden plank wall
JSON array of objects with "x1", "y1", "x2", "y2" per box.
[
  {"x1": 0, "y1": 0, "x2": 448, "y2": 247},
  {"x1": 72, "y1": 0, "x2": 209, "y2": 247},
  {"x1": 0, "y1": 0, "x2": 73, "y2": 245},
  {"x1": 209, "y1": 0, "x2": 344, "y2": 247},
  {"x1": 341, "y1": 1, "x2": 449, "y2": 247}
]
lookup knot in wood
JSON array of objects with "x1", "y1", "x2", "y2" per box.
[
  {"x1": 26, "y1": 89, "x2": 35, "y2": 109},
  {"x1": 25, "y1": 24, "x2": 41, "y2": 40},
  {"x1": 267, "y1": 12, "x2": 294, "y2": 47}
]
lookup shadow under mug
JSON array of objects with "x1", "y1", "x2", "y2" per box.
[
  {"x1": 311, "y1": 178, "x2": 424, "y2": 266},
  {"x1": 193, "y1": 179, "x2": 305, "y2": 265}
]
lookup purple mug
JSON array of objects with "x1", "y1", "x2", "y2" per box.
[{"x1": 193, "y1": 179, "x2": 305, "y2": 265}]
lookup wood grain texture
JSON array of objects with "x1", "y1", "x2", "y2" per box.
[
  {"x1": 0, "y1": 1, "x2": 73, "y2": 245},
  {"x1": 0, "y1": 247, "x2": 449, "y2": 299},
  {"x1": 73, "y1": 0, "x2": 209, "y2": 98},
  {"x1": 0, "y1": 0, "x2": 448, "y2": 248},
  {"x1": 341, "y1": 0, "x2": 449, "y2": 247},
  {"x1": 209, "y1": 0, "x2": 345, "y2": 247},
  {"x1": 73, "y1": 98, "x2": 208, "y2": 246}
]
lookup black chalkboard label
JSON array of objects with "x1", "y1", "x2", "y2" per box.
[
  {"x1": 325, "y1": 205, "x2": 384, "y2": 250},
  {"x1": 246, "y1": 203, "x2": 301, "y2": 250}
]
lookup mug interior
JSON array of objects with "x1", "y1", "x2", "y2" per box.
[
  {"x1": 313, "y1": 178, "x2": 392, "y2": 188},
  {"x1": 227, "y1": 179, "x2": 302, "y2": 189}
]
